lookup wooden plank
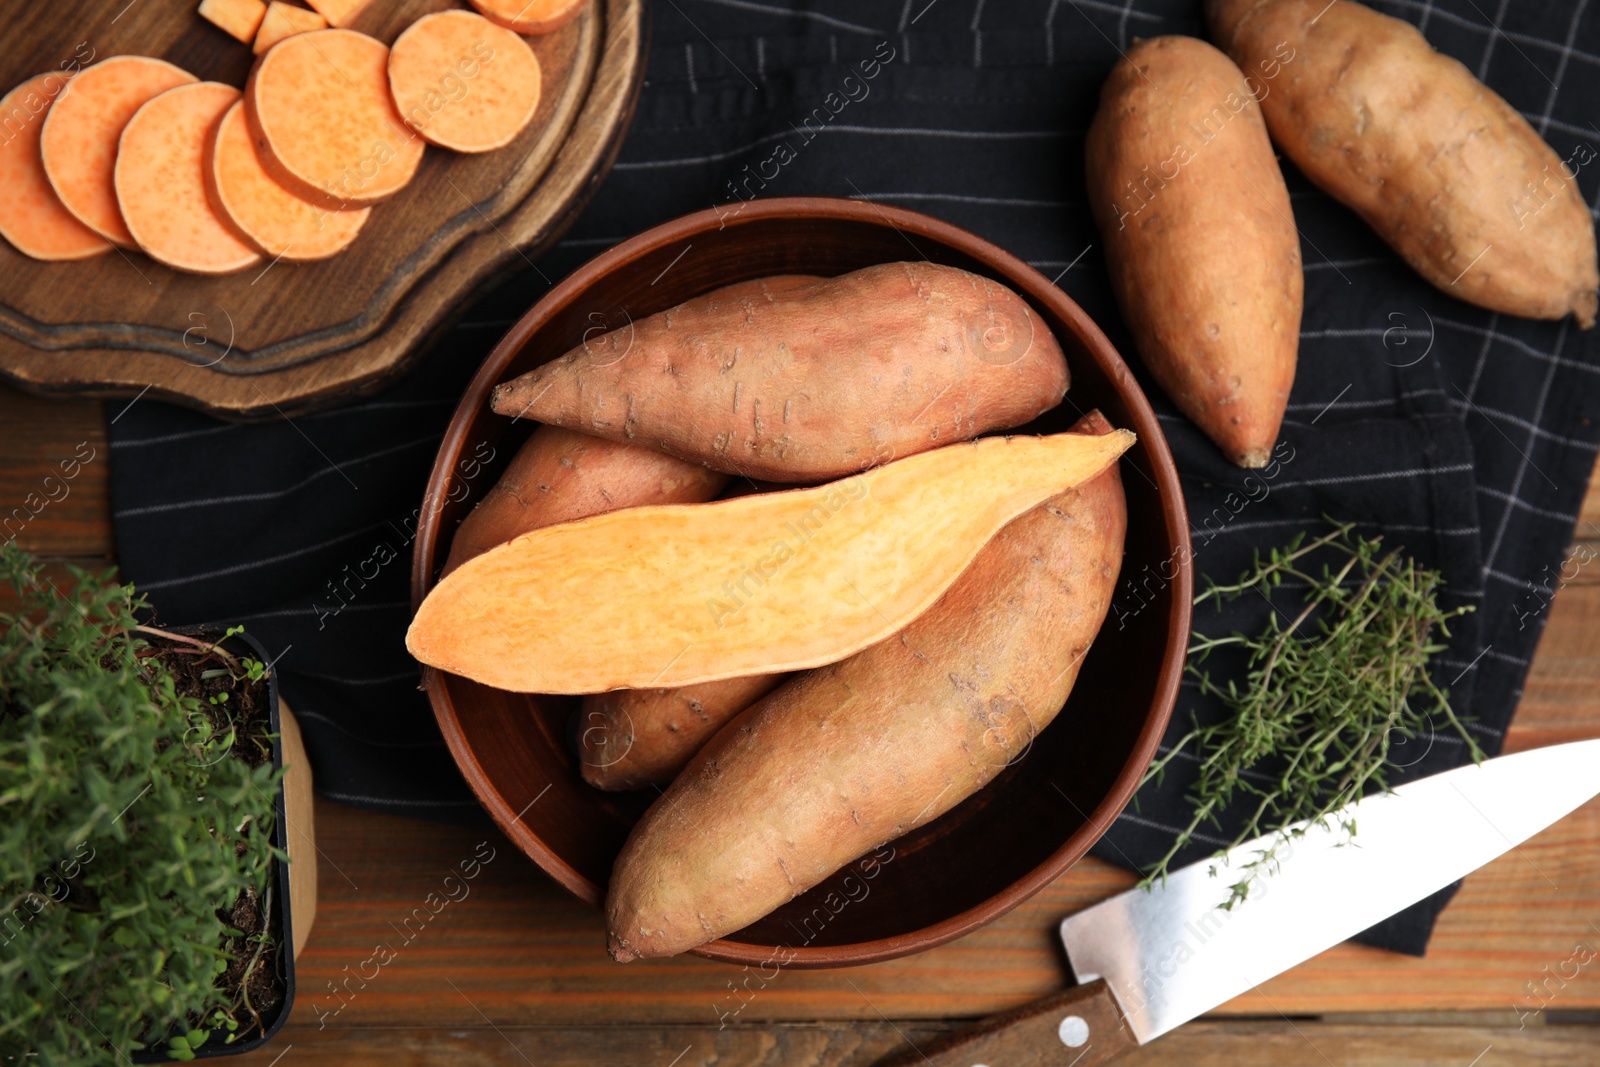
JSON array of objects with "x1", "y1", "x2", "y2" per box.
[
  {"x1": 0, "y1": 383, "x2": 109, "y2": 557},
  {"x1": 227, "y1": 1019, "x2": 1600, "y2": 1066},
  {"x1": 278, "y1": 785, "x2": 1600, "y2": 1028},
  {"x1": 0, "y1": 383, "x2": 113, "y2": 614}
]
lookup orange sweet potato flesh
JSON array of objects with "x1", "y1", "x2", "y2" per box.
[
  {"x1": 605, "y1": 411, "x2": 1128, "y2": 961},
  {"x1": 407, "y1": 428, "x2": 1133, "y2": 695},
  {"x1": 253, "y1": 2, "x2": 328, "y2": 55},
  {"x1": 207, "y1": 100, "x2": 368, "y2": 260},
  {"x1": 304, "y1": 0, "x2": 370, "y2": 29},
  {"x1": 198, "y1": 0, "x2": 267, "y2": 43},
  {"x1": 115, "y1": 82, "x2": 262, "y2": 274},
  {"x1": 388, "y1": 10, "x2": 541, "y2": 153},
  {"x1": 40, "y1": 56, "x2": 197, "y2": 247},
  {"x1": 0, "y1": 73, "x2": 111, "y2": 261},
  {"x1": 470, "y1": 0, "x2": 588, "y2": 35},
  {"x1": 1086, "y1": 35, "x2": 1300, "y2": 469},
  {"x1": 489, "y1": 262, "x2": 1071, "y2": 481},
  {"x1": 245, "y1": 29, "x2": 423, "y2": 208},
  {"x1": 1208, "y1": 0, "x2": 1598, "y2": 327},
  {"x1": 443, "y1": 425, "x2": 728, "y2": 578}
]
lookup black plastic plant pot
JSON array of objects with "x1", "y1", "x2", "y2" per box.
[{"x1": 130, "y1": 627, "x2": 296, "y2": 1062}]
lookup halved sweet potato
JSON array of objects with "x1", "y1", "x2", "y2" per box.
[{"x1": 407, "y1": 428, "x2": 1134, "y2": 694}]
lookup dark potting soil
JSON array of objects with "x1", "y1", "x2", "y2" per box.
[{"x1": 139, "y1": 633, "x2": 286, "y2": 1043}]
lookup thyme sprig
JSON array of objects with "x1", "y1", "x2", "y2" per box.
[{"x1": 1139, "y1": 519, "x2": 1484, "y2": 906}]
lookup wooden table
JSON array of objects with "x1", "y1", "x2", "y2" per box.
[{"x1": 6, "y1": 380, "x2": 1600, "y2": 1066}]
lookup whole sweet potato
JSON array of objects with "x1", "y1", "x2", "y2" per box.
[
  {"x1": 488, "y1": 263, "x2": 1070, "y2": 481},
  {"x1": 576, "y1": 673, "x2": 785, "y2": 791},
  {"x1": 448, "y1": 277, "x2": 829, "y2": 578},
  {"x1": 1209, "y1": 0, "x2": 1598, "y2": 327},
  {"x1": 1086, "y1": 35, "x2": 1301, "y2": 469},
  {"x1": 605, "y1": 412, "x2": 1127, "y2": 961}
]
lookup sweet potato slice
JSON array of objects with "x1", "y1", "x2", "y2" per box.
[
  {"x1": 407, "y1": 428, "x2": 1134, "y2": 694},
  {"x1": 206, "y1": 99, "x2": 367, "y2": 260},
  {"x1": 470, "y1": 0, "x2": 589, "y2": 35},
  {"x1": 606, "y1": 412, "x2": 1128, "y2": 961},
  {"x1": 198, "y1": 0, "x2": 267, "y2": 42},
  {"x1": 0, "y1": 73, "x2": 111, "y2": 261},
  {"x1": 389, "y1": 10, "x2": 542, "y2": 153},
  {"x1": 303, "y1": 0, "x2": 370, "y2": 28},
  {"x1": 253, "y1": 1, "x2": 327, "y2": 54},
  {"x1": 40, "y1": 56, "x2": 197, "y2": 247},
  {"x1": 245, "y1": 29, "x2": 424, "y2": 208},
  {"x1": 490, "y1": 262, "x2": 1071, "y2": 481},
  {"x1": 115, "y1": 82, "x2": 261, "y2": 274}
]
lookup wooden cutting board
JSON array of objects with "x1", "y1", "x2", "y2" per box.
[{"x1": 0, "y1": 0, "x2": 644, "y2": 419}]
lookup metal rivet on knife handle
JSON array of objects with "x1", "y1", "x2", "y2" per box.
[{"x1": 868, "y1": 979, "x2": 1136, "y2": 1067}]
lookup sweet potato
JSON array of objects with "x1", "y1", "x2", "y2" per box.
[
  {"x1": 407, "y1": 428, "x2": 1133, "y2": 695},
  {"x1": 489, "y1": 262, "x2": 1071, "y2": 481},
  {"x1": 303, "y1": 0, "x2": 370, "y2": 28},
  {"x1": 0, "y1": 73, "x2": 111, "y2": 261},
  {"x1": 1086, "y1": 35, "x2": 1300, "y2": 469},
  {"x1": 577, "y1": 673, "x2": 785, "y2": 791},
  {"x1": 114, "y1": 82, "x2": 262, "y2": 274},
  {"x1": 253, "y1": 1, "x2": 327, "y2": 54},
  {"x1": 1208, "y1": 0, "x2": 1599, "y2": 327},
  {"x1": 606, "y1": 411, "x2": 1128, "y2": 961},
  {"x1": 40, "y1": 56, "x2": 197, "y2": 247},
  {"x1": 245, "y1": 29, "x2": 424, "y2": 208},
  {"x1": 443, "y1": 426, "x2": 728, "y2": 578},
  {"x1": 207, "y1": 100, "x2": 368, "y2": 260},
  {"x1": 470, "y1": 0, "x2": 589, "y2": 36},
  {"x1": 389, "y1": 10, "x2": 542, "y2": 153},
  {"x1": 198, "y1": 0, "x2": 267, "y2": 42},
  {"x1": 445, "y1": 278, "x2": 821, "y2": 578}
]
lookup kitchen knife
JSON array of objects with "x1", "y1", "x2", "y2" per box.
[{"x1": 875, "y1": 738, "x2": 1600, "y2": 1066}]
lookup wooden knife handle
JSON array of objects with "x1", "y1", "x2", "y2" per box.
[{"x1": 874, "y1": 980, "x2": 1138, "y2": 1067}]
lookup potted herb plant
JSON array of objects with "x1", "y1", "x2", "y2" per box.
[{"x1": 0, "y1": 544, "x2": 300, "y2": 1063}]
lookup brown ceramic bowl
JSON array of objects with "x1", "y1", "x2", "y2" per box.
[{"x1": 411, "y1": 197, "x2": 1191, "y2": 968}]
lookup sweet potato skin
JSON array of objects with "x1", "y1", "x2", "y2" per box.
[
  {"x1": 489, "y1": 263, "x2": 1070, "y2": 481},
  {"x1": 1086, "y1": 35, "x2": 1301, "y2": 469},
  {"x1": 443, "y1": 426, "x2": 726, "y2": 577},
  {"x1": 605, "y1": 412, "x2": 1127, "y2": 961},
  {"x1": 577, "y1": 673, "x2": 784, "y2": 791},
  {"x1": 1209, "y1": 0, "x2": 1599, "y2": 327},
  {"x1": 448, "y1": 278, "x2": 823, "y2": 576}
]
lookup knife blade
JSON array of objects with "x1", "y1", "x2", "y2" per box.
[{"x1": 874, "y1": 738, "x2": 1600, "y2": 1067}]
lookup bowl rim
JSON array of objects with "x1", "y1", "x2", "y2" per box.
[{"x1": 412, "y1": 195, "x2": 1192, "y2": 968}]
